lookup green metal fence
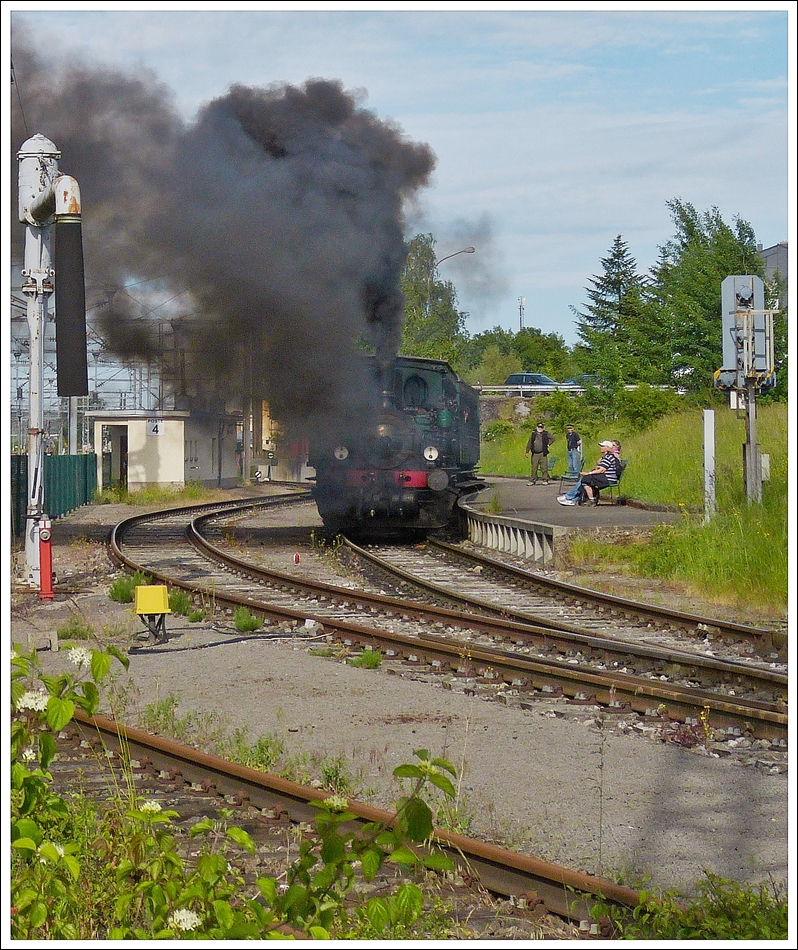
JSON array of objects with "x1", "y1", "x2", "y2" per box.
[{"x1": 9, "y1": 454, "x2": 97, "y2": 536}]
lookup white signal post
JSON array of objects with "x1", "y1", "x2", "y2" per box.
[{"x1": 17, "y1": 133, "x2": 84, "y2": 586}]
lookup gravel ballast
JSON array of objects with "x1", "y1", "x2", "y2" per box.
[{"x1": 11, "y1": 496, "x2": 789, "y2": 903}]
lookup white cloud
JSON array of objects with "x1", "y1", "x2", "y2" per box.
[{"x1": 9, "y1": 4, "x2": 790, "y2": 343}]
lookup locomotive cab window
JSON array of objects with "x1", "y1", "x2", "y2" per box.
[{"x1": 402, "y1": 374, "x2": 428, "y2": 408}]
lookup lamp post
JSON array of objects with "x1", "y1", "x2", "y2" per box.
[{"x1": 425, "y1": 246, "x2": 475, "y2": 316}]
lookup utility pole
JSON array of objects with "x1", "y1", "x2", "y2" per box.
[{"x1": 518, "y1": 296, "x2": 526, "y2": 331}]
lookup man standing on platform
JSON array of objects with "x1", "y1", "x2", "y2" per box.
[
  {"x1": 565, "y1": 424, "x2": 582, "y2": 477},
  {"x1": 525, "y1": 422, "x2": 555, "y2": 485}
]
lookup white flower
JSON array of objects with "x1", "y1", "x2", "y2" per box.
[
  {"x1": 169, "y1": 908, "x2": 202, "y2": 932},
  {"x1": 11, "y1": 648, "x2": 18, "y2": 661},
  {"x1": 140, "y1": 799, "x2": 162, "y2": 814},
  {"x1": 323, "y1": 795, "x2": 349, "y2": 812},
  {"x1": 68, "y1": 646, "x2": 92, "y2": 670},
  {"x1": 22, "y1": 747, "x2": 37, "y2": 762},
  {"x1": 54, "y1": 844, "x2": 65, "y2": 857},
  {"x1": 17, "y1": 690, "x2": 49, "y2": 712}
]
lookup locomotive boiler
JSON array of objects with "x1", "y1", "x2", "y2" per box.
[{"x1": 309, "y1": 355, "x2": 484, "y2": 537}]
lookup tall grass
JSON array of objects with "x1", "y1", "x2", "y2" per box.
[
  {"x1": 94, "y1": 481, "x2": 216, "y2": 506},
  {"x1": 479, "y1": 403, "x2": 788, "y2": 613}
]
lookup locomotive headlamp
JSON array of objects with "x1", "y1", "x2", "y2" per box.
[
  {"x1": 427, "y1": 469, "x2": 449, "y2": 492},
  {"x1": 423, "y1": 445, "x2": 439, "y2": 461},
  {"x1": 333, "y1": 446, "x2": 349, "y2": 460}
]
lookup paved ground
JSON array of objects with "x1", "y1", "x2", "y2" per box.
[{"x1": 468, "y1": 475, "x2": 682, "y2": 531}]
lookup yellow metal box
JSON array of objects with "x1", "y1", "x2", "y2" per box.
[{"x1": 135, "y1": 585, "x2": 172, "y2": 615}]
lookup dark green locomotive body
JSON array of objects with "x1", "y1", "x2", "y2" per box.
[{"x1": 309, "y1": 356, "x2": 483, "y2": 537}]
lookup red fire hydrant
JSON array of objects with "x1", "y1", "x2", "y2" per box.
[{"x1": 38, "y1": 518, "x2": 54, "y2": 601}]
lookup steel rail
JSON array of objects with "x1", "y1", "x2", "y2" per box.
[
  {"x1": 109, "y1": 503, "x2": 787, "y2": 739},
  {"x1": 188, "y1": 512, "x2": 786, "y2": 694},
  {"x1": 71, "y1": 709, "x2": 642, "y2": 923},
  {"x1": 430, "y1": 538, "x2": 784, "y2": 653}
]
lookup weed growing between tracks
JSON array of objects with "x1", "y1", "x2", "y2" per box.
[
  {"x1": 590, "y1": 873, "x2": 788, "y2": 939},
  {"x1": 10, "y1": 641, "x2": 477, "y2": 939}
]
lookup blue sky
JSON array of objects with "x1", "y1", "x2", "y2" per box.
[{"x1": 7, "y1": 2, "x2": 793, "y2": 346}]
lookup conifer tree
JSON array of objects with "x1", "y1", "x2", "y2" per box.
[{"x1": 570, "y1": 234, "x2": 649, "y2": 387}]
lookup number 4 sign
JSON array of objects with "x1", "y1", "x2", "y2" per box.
[{"x1": 147, "y1": 418, "x2": 164, "y2": 436}]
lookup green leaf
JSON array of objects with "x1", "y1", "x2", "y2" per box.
[
  {"x1": 430, "y1": 755, "x2": 457, "y2": 777},
  {"x1": 197, "y1": 852, "x2": 228, "y2": 884},
  {"x1": 359, "y1": 847, "x2": 383, "y2": 881},
  {"x1": 39, "y1": 841, "x2": 63, "y2": 862},
  {"x1": 62, "y1": 854, "x2": 81, "y2": 880},
  {"x1": 11, "y1": 836, "x2": 39, "y2": 852},
  {"x1": 375, "y1": 829, "x2": 401, "y2": 849},
  {"x1": 308, "y1": 926, "x2": 331, "y2": 939},
  {"x1": 226, "y1": 826, "x2": 255, "y2": 853},
  {"x1": 428, "y1": 771, "x2": 456, "y2": 798},
  {"x1": 91, "y1": 650, "x2": 112, "y2": 682},
  {"x1": 320, "y1": 832, "x2": 345, "y2": 864},
  {"x1": 423, "y1": 852, "x2": 454, "y2": 872},
  {"x1": 75, "y1": 681, "x2": 100, "y2": 716},
  {"x1": 107, "y1": 644, "x2": 130, "y2": 670},
  {"x1": 29, "y1": 900, "x2": 48, "y2": 929},
  {"x1": 402, "y1": 797, "x2": 433, "y2": 842},
  {"x1": 388, "y1": 845, "x2": 418, "y2": 866},
  {"x1": 38, "y1": 732, "x2": 56, "y2": 769},
  {"x1": 393, "y1": 764, "x2": 423, "y2": 779},
  {"x1": 395, "y1": 882, "x2": 425, "y2": 922},
  {"x1": 12, "y1": 818, "x2": 43, "y2": 846},
  {"x1": 46, "y1": 696, "x2": 75, "y2": 732},
  {"x1": 213, "y1": 899, "x2": 234, "y2": 929},
  {"x1": 257, "y1": 877, "x2": 278, "y2": 904},
  {"x1": 365, "y1": 897, "x2": 390, "y2": 933},
  {"x1": 189, "y1": 818, "x2": 215, "y2": 835}
]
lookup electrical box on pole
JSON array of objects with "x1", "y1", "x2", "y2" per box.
[
  {"x1": 715, "y1": 276, "x2": 776, "y2": 391},
  {"x1": 713, "y1": 275, "x2": 776, "y2": 505}
]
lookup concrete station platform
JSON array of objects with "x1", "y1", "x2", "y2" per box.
[{"x1": 467, "y1": 475, "x2": 682, "y2": 531}]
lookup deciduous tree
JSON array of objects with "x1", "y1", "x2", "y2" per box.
[{"x1": 400, "y1": 233, "x2": 468, "y2": 366}]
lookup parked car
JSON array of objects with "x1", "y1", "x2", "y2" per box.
[
  {"x1": 563, "y1": 374, "x2": 601, "y2": 388},
  {"x1": 503, "y1": 372, "x2": 560, "y2": 394}
]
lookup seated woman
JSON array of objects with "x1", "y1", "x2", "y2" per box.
[{"x1": 557, "y1": 440, "x2": 620, "y2": 506}]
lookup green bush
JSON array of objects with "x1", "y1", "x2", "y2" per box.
[
  {"x1": 347, "y1": 649, "x2": 382, "y2": 669},
  {"x1": 233, "y1": 606, "x2": 262, "y2": 632},
  {"x1": 57, "y1": 614, "x2": 93, "y2": 641},
  {"x1": 600, "y1": 873, "x2": 788, "y2": 939},
  {"x1": 481, "y1": 420, "x2": 515, "y2": 442},
  {"x1": 108, "y1": 571, "x2": 151, "y2": 604},
  {"x1": 614, "y1": 384, "x2": 682, "y2": 431},
  {"x1": 168, "y1": 589, "x2": 193, "y2": 616}
]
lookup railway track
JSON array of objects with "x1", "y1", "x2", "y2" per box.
[
  {"x1": 109, "y1": 497, "x2": 787, "y2": 743},
  {"x1": 56, "y1": 708, "x2": 641, "y2": 932}
]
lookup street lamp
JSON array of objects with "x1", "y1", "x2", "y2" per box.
[{"x1": 425, "y1": 246, "x2": 475, "y2": 316}]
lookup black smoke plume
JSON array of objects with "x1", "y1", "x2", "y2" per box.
[{"x1": 11, "y1": 28, "x2": 436, "y2": 441}]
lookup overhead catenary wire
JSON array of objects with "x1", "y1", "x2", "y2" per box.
[{"x1": 11, "y1": 58, "x2": 30, "y2": 138}]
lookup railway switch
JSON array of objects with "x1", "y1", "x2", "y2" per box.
[{"x1": 135, "y1": 585, "x2": 172, "y2": 642}]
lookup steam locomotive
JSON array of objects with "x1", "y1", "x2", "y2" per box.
[{"x1": 309, "y1": 355, "x2": 484, "y2": 538}]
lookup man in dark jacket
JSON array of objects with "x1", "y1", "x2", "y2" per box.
[{"x1": 524, "y1": 422, "x2": 555, "y2": 485}]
